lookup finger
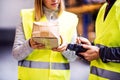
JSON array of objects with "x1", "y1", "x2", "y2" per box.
[
  {"x1": 80, "y1": 37, "x2": 91, "y2": 45},
  {"x1": 84, "y1": 52, "x2": 98, "y2": 61},
  {"x1": 57, "y1": 46, "x2": 66, "y2": 52},
  {"x1": 76, "y1": 37, "x2": 81, "y2": 44},
  {"x1": 32, "y1": 43, "x2": 45, "y2": 49},
  {"x1": 54, "y1": 45, "x2": 66, "y2": 52},
  {"x1": 32, "y1": 45, "x2": 39, "y2": 49},
  {"x1": 85, "y1": 57, "x2": 91, "y2": 61},
  {"x1": 82, "y1": 44, "x2": 91, "y2": 50},
  {"x1": 37, "y1": 46, "x2": 45, "y2": 49},
  {"x1": 81, "y1": 53, "x2": 93, "y2": 61},
  {"x1": 79, "y1": 52, "x2": 90, "y2": 61},
  {"x1": 37, "y1": 43, "x2": 45, "y2": 48}
]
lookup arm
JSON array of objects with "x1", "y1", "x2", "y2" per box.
[
  {"x1": 99, "y1": 45, "x2": 120, "y2": 63},
  {"x1": 12, "y1": 23, "x2": 45, "y2": 61},
  {"x1": 12, "y1": 23, "x2": 33, "y2": 61},
  {"x1": 79, "y1": 43, "x2": 120, "y2": 63}
]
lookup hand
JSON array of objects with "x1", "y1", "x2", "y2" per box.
[
  {"x1": 52, "y1": 35, "x2": 67, "y2": 52},
  {"x1": 79, "y1": 44, "x2": 100, "y2": 61},
  {"x1": 52, "y1": 43, "x2": 68, "y2": 52},
  {"x1": 76, "y1": 37, "x2": 91, "y2": 45},
  {"x1": 29, "y1": 38, "x2": 45, "y2": 49}
]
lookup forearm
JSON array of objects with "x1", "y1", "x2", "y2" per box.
[
  {"x1": 98, "y1": 45, "x2": 120, "y2": 63},
  {"x1": 12, "y1": 40, "x2": 33, "y2": 61},
  {"x1": 12, "y1": 24, "x2": 33, "y2": 61}
]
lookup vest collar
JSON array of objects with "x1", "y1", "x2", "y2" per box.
[
  {"x1": 106, "y1": 0, "x2": 116, "y2": 5},
  {"x1": 43, "y1": 6, "x2": 58, "y2": 21}
]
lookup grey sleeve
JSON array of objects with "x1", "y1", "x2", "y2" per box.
[
  {"x1": 62, "y1": 30, "x2": 78, "y2": 62},
  {"x1": 62, "y1": 50, "x2": 78, "y2": 62},
  {"x1": 12, "y1": 23, "x2": 33, "y2": 61}
]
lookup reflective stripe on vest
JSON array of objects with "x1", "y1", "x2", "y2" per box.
[
  {"x1": 18, "y1": 60, "x2": 70, "y2": 70},
  {"x1": 91, "y1": 66, "x2": 120, "y2": 80}
]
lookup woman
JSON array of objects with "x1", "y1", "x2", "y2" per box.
[{"x1": 12, "y1": 0, "x2": 78, "y2": 80}]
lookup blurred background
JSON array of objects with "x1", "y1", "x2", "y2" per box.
[
  {"x1": 0, "y1": 0, "x2": 34, "y2": 80},
  {"x1": 0, "y1": 0, "x2": 105, "y2": 80}
]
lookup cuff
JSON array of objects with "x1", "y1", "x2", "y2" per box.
[{"x1": 62, "y1": 49, "x2": 78, "y2": 62}]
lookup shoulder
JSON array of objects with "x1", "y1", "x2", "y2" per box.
[
  {"x1": 20, "y1": 8, "x2": 34, "y2": 17},
  {"x1": 59, "y1": 11, "x2": 79, "y2": 26},
  {"x1": 62, "y1": 11, "x2": 78, "y2": 18},
  {"x1": 115, "y1": 0, "x2": 120, "y2": 6},
  {"x1": 21, "y1": 8, "x2": 34, "y2": 13},
  {"x1": 61, "y1": 11, "x2": 78, "y2": 21},
  {"x1": 115, "y1": 1, "x2": 120, "y2": 10},
  {"x1": 113, "y1": 1, "x2": 120, "y2": 19}
]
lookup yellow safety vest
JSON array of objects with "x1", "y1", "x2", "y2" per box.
[
  {"x1": 89, "y1": 0, "x2": 120, "y2": 80},
  {"x1": 18, "y1": 9, "x2": 78, "y2": 80}
]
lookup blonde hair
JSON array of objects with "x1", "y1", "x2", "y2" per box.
[{"x1": 34, "y1": 0, "x2": 65, "y2": 21}]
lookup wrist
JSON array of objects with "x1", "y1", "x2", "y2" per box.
[{"x1": 95, "y1": 46, "x2": 100, "y2": 59}]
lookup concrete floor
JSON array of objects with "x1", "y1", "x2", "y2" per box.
[{"x1": 0, "y1": 45, "x2": 90, "y2": 80}]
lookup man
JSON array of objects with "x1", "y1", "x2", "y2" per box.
[{"x1": 78, "y1": 0, "x2": 120, "y2": 80}]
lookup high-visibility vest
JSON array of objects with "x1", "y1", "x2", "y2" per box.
[
  {"x1": 89, "y1": 1, "x2": 120, "y2": 80},
  {"x1": 18, "y1": 9, "x2": 78, "y2": 80}
]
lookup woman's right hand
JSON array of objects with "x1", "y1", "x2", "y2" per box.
[{"x1": 29, "y1": 38, "x2": 45, "y2": 49}]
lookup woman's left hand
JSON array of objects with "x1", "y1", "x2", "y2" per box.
[{"x1": 52, "y1": 43, "x2": 68, "y2": 52}]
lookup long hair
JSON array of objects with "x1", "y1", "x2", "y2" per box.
[{"x1": 34, "y1": 0, "x2": 65, "y2": 21}]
